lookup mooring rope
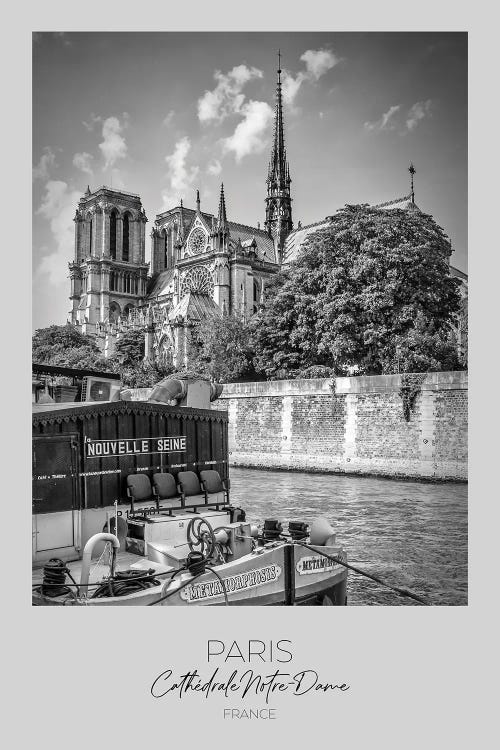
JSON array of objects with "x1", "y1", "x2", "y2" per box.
[{"x1": 293, "y1": 541, "x2": 430, "y2": 605}]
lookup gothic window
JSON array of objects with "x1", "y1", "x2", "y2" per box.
[
  {"x1": 253, "y1": 280, "x2": 259, "y2": 302},
  {"x1": 163, "y1": 229, "x2": 168, "y2": 267},
  {"x1": 110, "y1": 210, "x2": 117, "y2": 259},
  {"x1": 110, "y1": 271, "x2": 116, "y2": 291},
  {"x1": 168, "y1": 226, "x2": 174, "y2": 266},
  {"x1": 187, "y1": 227, "x2": 206, "y2": 256},
  {"x1": 179, "y1": 266, "x2": 214, "y2": 297},
  {"x1": 109, "y1": 302, "x2": 120, "y2": 323},
  {"x1": 89, "y1": 218, "x2": 93, "y2": 254},
  {"x1": 123, "y1": 213, "x2": 130, "y2": 261}
]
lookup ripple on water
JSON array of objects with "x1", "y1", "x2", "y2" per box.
[{"x1": 229, "y1": 467, "x2": 467, "y2": 606}]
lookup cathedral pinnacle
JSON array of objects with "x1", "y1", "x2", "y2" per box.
[
  {"x1": 264, "y1": 52, "x2": 293, "y2": 262},
  {"x1": 216, "y1": 183, "x2": 228, "y2": 231},
  {"x1": 196, "y1": 190, "x2": 201, "y2": 212},
  {"x1": 409, "y1": 162, "x2": 416, "y2": 203}
]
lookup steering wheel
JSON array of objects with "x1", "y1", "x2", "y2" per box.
[{"x1": 186, "y1": 517, "x2": 216, "y2": 559}]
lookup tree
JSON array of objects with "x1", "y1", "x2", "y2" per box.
[
  {"x1": 105, "y1": 328, "x2": 175, "y2": 388},
  {"x1": 109, "y1": 329, "x2": 145, "y2": 368},
  {"x1": 189, "y1": 314, "x2": 257, "y2": 383},
  {"x1": 119, "y1": 359, "x2": 174, "y2": 389},
  {"x1": 253, "y1": 205, "x2": 462, "y2": 377},
  {"x1": 32, "y1": 324, "x2": 107, "y2": 370}
]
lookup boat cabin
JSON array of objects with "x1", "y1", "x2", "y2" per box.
[{"x1": 32, "y1": 388, "x2": 229, "y2": 566}]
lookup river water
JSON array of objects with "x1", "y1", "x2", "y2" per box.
[{"x1": 229, "y1": 467, "x2": 467, "y2": 606}]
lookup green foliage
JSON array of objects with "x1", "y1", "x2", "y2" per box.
[
  {"x1": 253, "y1": 205, "x2": 462, "y2": 377},
  {"x1": 189, "y1": 314, "x2": 257, "y2": 383},
  {"x1": 119, "y1": 359, "x2": 174, "y2": 389},
  {"x1": 104, "y1": 329, "x2": 175, "y2": 388},
  {"x1": 292, "y1": 365, "x2": 337, "y2": 379},
  {"x1": 163, "y1": 369, "x2": 210, "y2": 382},
  {"x1": 399, "y1": 373, "x2": 427, "y2": 421},
  {"x1": 32, "y1": 324, "x2": 106, "y2": 370},
  {"x1": 108, "y1": 329, "x2": 145, "y2": 368}
]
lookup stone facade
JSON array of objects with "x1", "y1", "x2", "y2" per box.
[
  {"x1": 69, "y1": 186, "x2": 148, "y2": 346},
  {"x1": 144, "y1": 188, "x2": 278, "y2": 367},
  {"x1": 68, "y1": 61, "x2": 467, "y2": 366},
  {"x1": 211, "y1": 372, "x2": 467, "y2": 481}
]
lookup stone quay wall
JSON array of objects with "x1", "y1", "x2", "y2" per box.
[{"x1": 212, "y1": 372, "x2": 467, "y2": 481}]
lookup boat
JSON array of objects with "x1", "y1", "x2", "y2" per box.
[{"x1": 32, "y1": 374, "x2": 348, "y2": 606}]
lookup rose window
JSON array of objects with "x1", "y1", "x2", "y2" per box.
[
  {"x1": 188, "y1": 228, "x2": 207, "y2": 255},
  {"x1": 179, "y1": 266, "x2": 214, "y2": 297}
]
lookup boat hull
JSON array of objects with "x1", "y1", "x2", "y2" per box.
[{"x1": 32, "y1": 543, "x2": 347, "y2": 606}]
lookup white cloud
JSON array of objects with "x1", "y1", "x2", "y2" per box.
[
  {"x1": 364, "y1": 105, "x2": 401, "y2": 132},
  {"x1": 161, "y1": 136, "x2": 199, "y2": 209},
  {"x1": 222, "y1": 100, "x2": 274, "y2": 163},
  {"x1": 207, "y1": 159, "x2": 222, "y2": 176},
  {"x1": 72, "y1": 152, "x2": 94, "y2": 176},
  {"x1": 301, "y1": 48, "x2": 340, "y2": 80},
  {"x1": 198, "y1": 64, "x2": 263, "y2": 124},
  {"x1": 82, "y1": 113, "x2": 102, "y2": 132},
  {"x1": 406, "y1": 99, "x2": 432, "y2": 131},
  {"x1": 365, "y1": 100, "x2": 433, "y2": 135},
  {"x1": 54, "y1": 32, "x2": 72, "y2": 47},
  {"x1": 110, "y1": 169, "x2": 125, "y2": 189},
  {"x1": 281, "y1": 48, "x2": 340, "y2": 108},
  {"x1": 36, "y1": 180, "x2": 82, "y2": 285},
  {"x1": 162, "y1": 110, "x2": 175, "y2": 127},
  {"x1": 33, "y1": 147, "x2": 57, "y2": 181},
  {"x1": 99, "y1": 116, "x2": 128, "y2": 169},
  {"x1": 281, "y1": 71, "x2": 305, "y2": 107}
]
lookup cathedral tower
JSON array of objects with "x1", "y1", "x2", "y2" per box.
[
  {"x1": 69, "y1": 186, "x2": 148, "y2": 337},
  {"x1": 264, "y1": 52, "x2": 293, "y2": 263}
]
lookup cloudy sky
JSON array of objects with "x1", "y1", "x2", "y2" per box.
[{"x1": 32, "y1": 32, "x2": 467, "y2": 328}]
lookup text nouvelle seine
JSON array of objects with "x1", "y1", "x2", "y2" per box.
[{"x1": 150, "y1": 640, "x2": 350, "y2": 720}]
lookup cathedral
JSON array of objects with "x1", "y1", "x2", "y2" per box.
[{"x1": 69, "y1": 60, "x2": 467, "y2": 366}]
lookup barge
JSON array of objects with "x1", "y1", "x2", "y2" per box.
[{"x1": 32, "y1": 376, "x2": 348, "y2": 606}]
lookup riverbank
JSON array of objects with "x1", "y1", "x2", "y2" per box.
[{"x1": 214, "y1": 372, "x2": 467, "y2": 482}]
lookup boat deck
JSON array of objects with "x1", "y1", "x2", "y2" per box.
[{"x1": 32, "y1": 549, "x2": 173, "y2": 588}]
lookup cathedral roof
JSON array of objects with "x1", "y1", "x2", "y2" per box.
[
  {"x1": 372, "y1": 194, "x2": 421, "y2": 212},
  {"x1": 146, "y1": 268, "x2": 175, "y2": 298},
  {"x1": 282, "y1": 196, "x2": 422, "y2": 265},
  {"x1": 450, "y1": 265, "x2": 467, "y2": 281},
  {"x1": 282, "y1": 219, "x2": 330, "y2": 265},
  {"x1": 168, "y1": 292, "x2": 222, "y2": 323},
  {"x1": 228, "y1": 221, "x2": 276, "y2": 262}
]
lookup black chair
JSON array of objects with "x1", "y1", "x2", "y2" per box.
[
  {"x1": 199, "y1": 470, "x2": 229, "y2": 509},
  {"x1": 126, "y1": 474, "x2": 154, "y2": 516},
  {"x1": 152, "y1": 472, "x2": 182, "y2": 516},
  {"x1": 177, "y1": 471, "x2": 206, "y2": 512}
]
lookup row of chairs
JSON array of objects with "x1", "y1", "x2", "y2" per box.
[{"x1": 126, "y1": 470, "x2": 229, "y2": 515}]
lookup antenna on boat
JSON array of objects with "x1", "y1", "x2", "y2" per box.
[{"x1": 114, "y1": 499, "x2": 118, "y2": 542}]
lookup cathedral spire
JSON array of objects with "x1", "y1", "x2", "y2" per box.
[
  {"x1": 216, "y1": 183, "x2": 228, "y2": 230},
  {"x1": 264, "y1": 51, "x2": 293, "y2": 264},
  {"x1": 215, "y1": 182, "x2": 229, "y2": 251},
  {"x1": 408, "y1": 162, "x2": 416, "y2": 203},
  {"x1": 269, "y1": 50, "x2": 287, "y2": 190},
  {"x1": 176, "y1": 198, "x2": 185, "y2": 246}
]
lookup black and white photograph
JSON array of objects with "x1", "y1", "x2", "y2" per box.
[
  {"x1": 31, "y1": 30, "x2": 467, "y2": 609},
  {"x1": 11, "y1": 3, "x2": 497, "y2": 744}
]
